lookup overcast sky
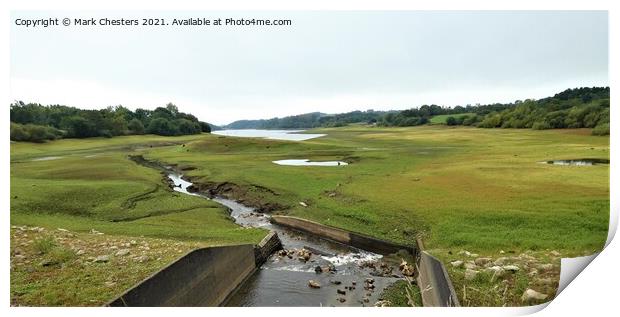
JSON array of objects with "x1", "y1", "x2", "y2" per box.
[{"x1": 10, "y1": 11, "x2": 608, "y2": 125}]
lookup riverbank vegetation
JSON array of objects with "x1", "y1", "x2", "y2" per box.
[{"x1": 10, "y1": 102, "x2": 214, "y2": 142}]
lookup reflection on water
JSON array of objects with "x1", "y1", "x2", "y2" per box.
[
  {"x1": 273, "y1": 159, "x2": 348, "y2": 166},
  {"x1": 213, "y1": 129, "x2": 326, "y2": 141}
]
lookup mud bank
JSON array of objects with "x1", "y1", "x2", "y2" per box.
[{"x1": 129, "y1": 155, "x2": 286, "y2": 213}]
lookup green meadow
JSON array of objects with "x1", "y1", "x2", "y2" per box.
[
  {"x1": 10, "y1": 134, "x2": 267, "y2": 245},
  {"x1": 147, "y1": 126, "x2": 609, "y2": 254},
  {"x1": 10, "y1": 125, "x2": 609, "y2": 306}
]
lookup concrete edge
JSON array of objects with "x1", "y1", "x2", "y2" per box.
[
  {"x1": 414, "y1": 240, "x2": 461, "y2": 307},
  {"x1": 270, "y1": 215, "x2": 416, "y2": 256},
  {"x1": 106, "y1": 229, "x2": 283, "y2": 307}
]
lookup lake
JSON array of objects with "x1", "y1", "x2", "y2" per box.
[{"x1": 212, "y1": 129, "x2": 326, "y2": 141}]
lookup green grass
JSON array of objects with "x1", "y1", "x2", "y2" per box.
[
  {"x1": 10, "y1": 134, "x2": 268, "y2": 306},
  {"x1": 10, "y1": 126, "x2": 609, "y2": 306},
  {"x1": 379, "y1": 279, "x2": 422, "y2": 307},
  {"x1": 11, "y1": 138, "x2": 267, "y2": 244},
  {"x1": 146, "y1": 126, "x2": 609, "y2": 254},
  {"x1": 430, "y1": 113, "x2": 475, "y2": 124}
]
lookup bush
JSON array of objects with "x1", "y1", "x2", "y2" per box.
[
  {"x1": 10, "y1": 123, "x2": 63, "y2": 143},
  {"x1": 532, "y1": 121, "x2": 551, "y2": 130},
  {"x1": 446, "y1": 116, "x2": 458, "y2": 126},
  {"x1": 592, "y1": 123, "x2": 610, "y2": 136}
]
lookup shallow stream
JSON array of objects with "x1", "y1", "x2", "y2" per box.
[{"x1": 166, "y1": 172, "x2": 400, "y2": 307}]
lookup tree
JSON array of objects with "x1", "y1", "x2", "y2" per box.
[
  {"x1": 446, "y1": 116, "x2": 457, "y2": 126},
  {"x1": 176, "y1": 119, "x2": 201, "y2": 135},
  {"x1": 147, "y1": 118, "x2": 178, "y2": 136},
  {"x1": 199, "y1": 121, "x2": 212, "y2": 133},
  {"x1": 60, "y1": 116, "x2": 97, "y2": 138},
  {"x1": 128, "y1": 118, "x2": 145, "y2": 134}
]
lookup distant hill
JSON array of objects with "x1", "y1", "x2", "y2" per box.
[{"x1": 225, "y1": 110, "x2": 395, "y2": 129}]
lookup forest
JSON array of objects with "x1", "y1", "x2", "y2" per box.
[
  {"x1": 380, "y1": 87, "x2": 610, "y2": 135},
  {"x1": 224, "y1": 110, "x2": 394, "y2": 129},
  {"x1": 10, "y1": 103, "x2": 213, "y2": 142},
  {"x1": 225, "y1": 87, "x2": 610, "y2": 135}
]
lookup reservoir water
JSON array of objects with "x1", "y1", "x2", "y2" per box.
[{"x1": 212, "y1": 129, "x2": 326, "y2": 141}]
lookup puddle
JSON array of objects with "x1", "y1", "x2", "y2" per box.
[
  {"x1": 31, "y1": 156, "x2": 62, "y2": 161},
  {"x1": 273, "y1": 159, "x2": 348, "y2": 166},
  {"x1": 213, "y1": 129, "x2": 326, "y2": 141},
  {"x1": 544, "y1": 159, "x2": 609, "y2": 166}
]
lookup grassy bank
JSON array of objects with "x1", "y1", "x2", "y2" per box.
[{"x1": 10, "y1": 134, "x2": 266, "y2": 306}]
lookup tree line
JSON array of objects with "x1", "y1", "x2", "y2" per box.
[
  {"x1": 436, "y1": 87, "x2": 609, "y2": 135},
  {"x1": 225, "y1": 110, "x2": 393, "y2": 129},
  {"x1": 10, "y1": 102, "x2": 214, "y2": 142},
  {"x1": 224, "y1": 87, "x2": 609, "y2": 135}
]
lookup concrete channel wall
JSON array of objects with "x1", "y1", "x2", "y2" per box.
[
  {"x1": 416, "y1": 251, "x2": 461, "y2": 307},
  {"x1": 108, "y1": 244, "x2": 257, "y2": 306},
  {"x1": 108, "y1": 232, "x2": 284, "y2": 307},
  {"x1": 270, "y1": 215, "x2": 416, "y2": 256}
]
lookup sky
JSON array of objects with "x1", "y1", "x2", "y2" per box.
[{"x1": 10, "y1": 11, "x2": 608, "y2": 125}]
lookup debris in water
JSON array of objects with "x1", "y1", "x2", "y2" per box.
[{"x1": 308, "y1": 280, "x2": 321, "y2": 288}]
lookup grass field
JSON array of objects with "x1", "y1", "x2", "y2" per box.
[{"x1": 10, "y1": 126, "x2": 609, "y2": 306}]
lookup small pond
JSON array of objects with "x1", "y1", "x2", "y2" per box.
[
  {"x1": 273, "y1": 159, "x2": 348, "y2": 166},
  {"x1": 31, "y1": 156, "x2": 62, "y2": 161},
  {"x1": 213, "y1": 129, "x2": 326, "y2": 141},
  {"x1": 544, "y1": 159, "x2": 610, "y2": 166}
]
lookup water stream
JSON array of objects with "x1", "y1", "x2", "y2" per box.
[{"x1": 166, "y1": 172, "x2": 400, "y2": 307}]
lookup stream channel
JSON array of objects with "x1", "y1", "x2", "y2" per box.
[{"x1": 165, "y1": 172, "x2": 401, "y2": 307}]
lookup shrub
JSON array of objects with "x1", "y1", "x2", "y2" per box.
[
  {"x1": 592, "y1": 123, "x2": 610, "y2": 136},
  {"x1": 49, "y1": 247, "x2": 76, "y2": 264},
  {"x1": 10, "y1": 123, "x2": 63, "y2": 143},
  {"x1": 532, "y1": 121, "x2": 551, "y2": 130}
]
